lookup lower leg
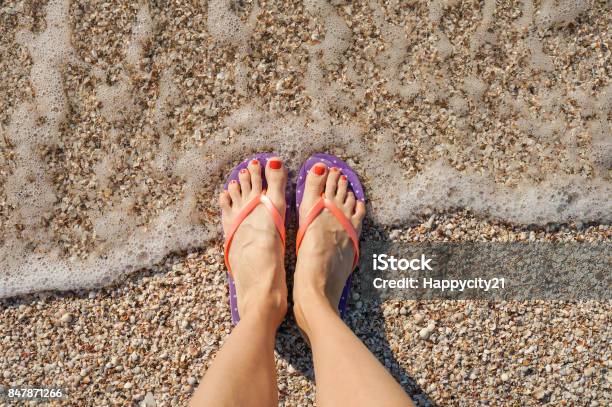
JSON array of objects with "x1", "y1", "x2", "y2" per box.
[
  {"x1": 293, "y1": 163, "x2": 414, "y2": 407},
  {"x1": 191, "y1": 158, "x2": 289, "y2": 407},
  {"x1": 294, "y1": 289, "x2": 415, "y2": 407},
  {"x1": 190, "y1": 288, "x2": 286, "y2": 407}
]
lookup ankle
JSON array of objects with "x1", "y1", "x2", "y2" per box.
[
  {"x1": 293, "y1": 287, "x2": 336, "y2": 334},
  {"x1": 240, "y1": 286, "x2": 288, "y2": 326}
]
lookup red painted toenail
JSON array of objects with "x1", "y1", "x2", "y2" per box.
[
  {"x1": 330, "y1": 167, "x2": 339, "y2": 172},
  {"x1": 313, "y1": 164, "x2": 325, "y2": 176},
  {"x1": 230, "y1": 179, "x2": 237, "y2": 184},
  {"x1": 240, "y1": 169, "x2": 247, "y2": 174},
  {"x1": 341, "y1": 175, "x2": 347, "y2": 181},
  {"x1": 251, "y1": 159, "x2": 259, "y2": 165},
  {"x1": 269, "y1": 159, "x2": 282, "y2": 169}
]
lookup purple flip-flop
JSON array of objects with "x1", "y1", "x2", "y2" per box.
[
  {"x1": 223, "y1": 153, "x2": 288, "y2": 324},
  {"x1": 295, "y1": 153, "x2": 365, "y2": 318}
]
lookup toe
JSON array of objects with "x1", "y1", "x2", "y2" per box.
[
  {"x1": 344, "y1": 191, "x2": 356, "y2": 216},
  {"x1": 303, "y1": 163, "x2": 328, "y2": 203},
  {"x1": 264, "y1": 157, "x2": 287, "y2": 212},
  {"x1": 228, "y1": 179, "x2": 241, "y2": 203},
  {"x1": 325, "y1": 167, "x2": 341, "y2": 200},
  {"x1": 219, "y1": 190, "x2": 231, "y2": 212},
  {"x1": 238, "y1": 168, "x2": 251, "y2": 196},
  {"x1": 336, "y1": 174, "x2": 348, "y2": 204},
  {"x1": 248, "y1": 159, "x2": 263, "y2": 194},
  {"x1": 219, "y1": 191, "x2": 232, "y2": 234},
  {"x1": 352, "y1": 201, "x2": 366, "y2": 231}
]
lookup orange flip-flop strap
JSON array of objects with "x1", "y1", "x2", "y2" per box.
[
  {"x1": 295, "y1": 196, "x2": 360, "y2": 271},
  {"x1": 224, "y1": 191, "x2": 286, "y2": 277}
]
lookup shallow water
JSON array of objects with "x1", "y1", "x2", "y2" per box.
[{"x1": 0, "y1": 0, "x2": 610, "y2": 297}]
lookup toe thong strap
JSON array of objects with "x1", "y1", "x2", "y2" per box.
[
  {"x1": 224, "y1": 191, "x2": 286, "y2": 276},
  {"x1": 296, "y1": 197, "x2": 360, "y2": 271}
]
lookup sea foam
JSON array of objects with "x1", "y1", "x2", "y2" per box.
[{"x1": 0, "y1": 0, "x2": 609, "y2": 298}]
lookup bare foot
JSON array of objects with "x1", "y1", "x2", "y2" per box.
[
  {"x1": 219, "y1": 157, "x2": 288, "y2": 324},
  {"x1": 293, "y1": 163, "x2": 366, "y2": 334}
]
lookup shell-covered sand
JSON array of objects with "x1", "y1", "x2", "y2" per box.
[{"x1": 0, "y1": 0, "x2": 611, "y2": 405}]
